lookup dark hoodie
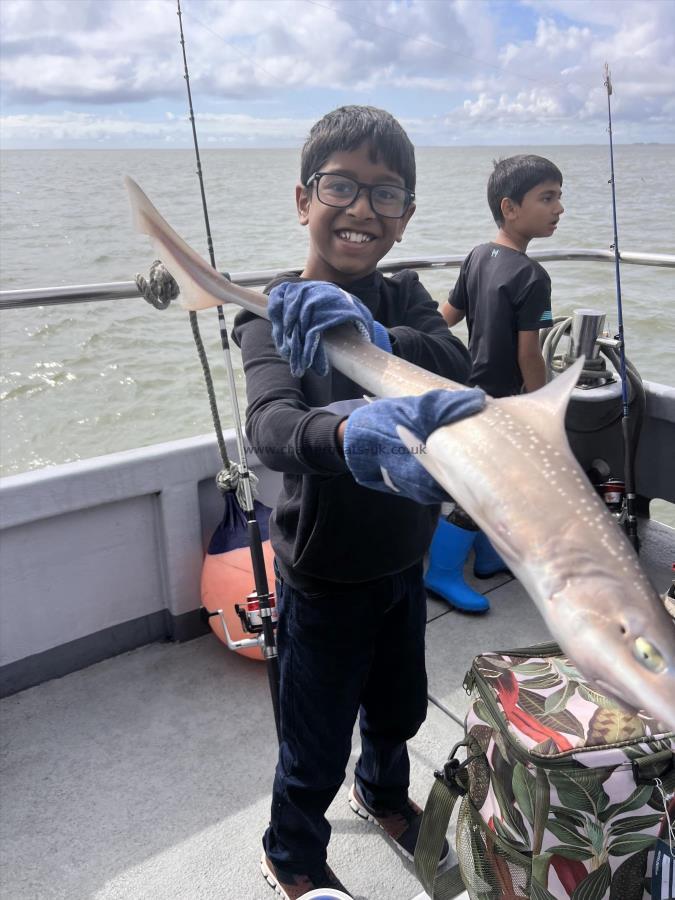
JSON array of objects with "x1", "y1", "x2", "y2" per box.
[{"x1": 232, "y1": 268, "x2": 470, "y2": 593}]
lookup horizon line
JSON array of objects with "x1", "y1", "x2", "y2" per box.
[{"x1": 2, "y1": 141, "x2": 672, "y2": 151}]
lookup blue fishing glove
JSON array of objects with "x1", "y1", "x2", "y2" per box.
[
  {"x1": 343, "y1": 388, "x2": 486, "y2": 504},
  {"x1": 268, "y1": 280, "x2": 391, "y2": 377}
]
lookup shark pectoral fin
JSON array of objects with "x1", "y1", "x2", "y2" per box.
[
  {"x1": 495, "y1": 356, "x2": 585, "y2": 445},
  {"x1": 125, "y1": 176, "x2": 237, "y2": 312}
]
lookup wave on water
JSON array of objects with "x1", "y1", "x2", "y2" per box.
[{"x1": 1, "y1": 146, "x2": 674, "y2": 487}]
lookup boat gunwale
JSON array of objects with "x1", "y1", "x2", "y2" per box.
[{"x1": 1, "y1": 248, "x2": 674, "y2": 311}]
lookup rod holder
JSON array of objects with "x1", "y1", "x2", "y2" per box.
[{"x1": 570, "y1": 308, "x2": 606, "y2": 361}]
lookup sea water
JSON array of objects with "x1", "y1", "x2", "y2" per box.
[{"x1": 0, "y1": 146, "x2": 673, "y2": 521}]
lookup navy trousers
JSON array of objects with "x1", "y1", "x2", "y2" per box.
[{"x1": 263, "y1": 562, "x2": 428, "y2": 873}]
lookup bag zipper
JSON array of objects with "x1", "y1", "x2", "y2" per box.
[
  {"x1": 462, "y1": 641, "x2": 561, "y2": 696},
  {"x1": 464, "y1": 646, "x2": 673, "y2": 766}
]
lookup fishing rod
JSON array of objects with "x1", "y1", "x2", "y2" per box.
[
  {"x1": 603, "y1": 63, "x2": 639, "y2": 553},
  {"x1": 176, "y1": 0, "x2": 281, "y2": 738}
]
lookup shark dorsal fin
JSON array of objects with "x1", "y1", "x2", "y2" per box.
[{"x1": 495, "y1": 356, "x2": 584, "y2": 443}]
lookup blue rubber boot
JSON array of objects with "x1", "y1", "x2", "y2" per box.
[
  {"x1": 424, "y1": 519, "x2": 489, "y2": 613},
  {"x1": 473, "y1": 531, "x2": 511, "y2": 579}
]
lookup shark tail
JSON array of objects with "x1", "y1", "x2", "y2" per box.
[{"x1": 125, "y1": 176, "x2": 260, "y2": 314}]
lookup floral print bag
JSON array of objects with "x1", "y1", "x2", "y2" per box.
[{"x1": 416, "y1": 641, "x2": 674, "y2": 900}]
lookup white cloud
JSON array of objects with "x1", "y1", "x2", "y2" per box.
[
  {"x1": 522, "y1": 0, "x2": 674, "y2": 30},
  {"x1": 0, "y1": 0, "x2": 486, "y2": 100},
  {"x1": 0, "y1": 0, "x2": 673, "y2": 146},
  {"x1": 442, "y1": 5, "x2": 675, "y2": 138},
  {"x1": 0, "y1": 110, "x2": 314, "y2": 146},
  {"x1": 461, "y1": 90, "x2": 566, "y2": 122}
]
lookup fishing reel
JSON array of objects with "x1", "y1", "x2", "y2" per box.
[
  {"x1": 586, "y1": 458, "x2": 625, "y2": 517},
  {"x1": 201, "y1": 587, "x2": 278, "y2": 659},
  {"x1": 593, "y1": 469, "x2": 638, "y2": 549},
  {"x1": 234, "y1": 590, "x2": 278, "y2": 635}
]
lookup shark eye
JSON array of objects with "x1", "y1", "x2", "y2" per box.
[{"x1": 632, "y1": 637, "x2": 666, "y2": 673}]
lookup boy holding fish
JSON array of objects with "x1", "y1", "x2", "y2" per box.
[
  {"x1": 232, "y1": 105, "x2": 483, "y2": 898},
  {"x1": 425, "y1": 154, "x2": 564, "y2": 613}
]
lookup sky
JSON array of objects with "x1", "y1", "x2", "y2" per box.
[{"x1": 1, "y1": 0, "x2": 674, "y2": 149}]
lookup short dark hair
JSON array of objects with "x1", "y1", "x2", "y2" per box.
[
  {"x1": 300, "y1": 105, "x2": 416, "y2": 192},
  {"x1": 488, "y1": 154, "x2": 563, "y2": 225}
]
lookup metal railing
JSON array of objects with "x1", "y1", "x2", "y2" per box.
[{"x1": 1, "y1": 248, "x2": 673, "y2": 311}]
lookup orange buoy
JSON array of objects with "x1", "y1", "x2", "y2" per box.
[
  {"x1": 201, "y1": 497, "x2": 276, "y2": 661},
  {"x1": 201, "y1": 540, "x2": 276, "y2": 660}
]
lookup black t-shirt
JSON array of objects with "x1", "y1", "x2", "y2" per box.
[{"x1": 449, "y1": 242, "x2": 552, "y2": 398}]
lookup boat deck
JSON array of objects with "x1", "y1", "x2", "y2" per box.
[{"x1": 1, "y1": 519, "x2": 673, "y2": 900}]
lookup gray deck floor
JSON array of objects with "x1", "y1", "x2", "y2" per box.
[{"x1": 1, "y1": 520, "x2": 673, "y2": 900}]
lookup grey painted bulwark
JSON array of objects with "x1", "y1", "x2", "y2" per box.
[{"x1": 0, "y1": 431, "x2": 282, "y2": 697}]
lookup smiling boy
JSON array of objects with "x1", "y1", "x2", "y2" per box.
[
  {"x1": 297, "y1": 146, "x2": 414, "y2": 284},
  {"x1": 232, "y1": 106, "x2": 471, "y2": 898},
  {"x1": 425, "y1": 155, "x2": 564, "y2": 613}
]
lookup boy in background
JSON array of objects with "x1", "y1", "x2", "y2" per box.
[
  {"x1": 425, "y1": 154, "x2": 564, "y2": 613},
  {"x1": 233, "y1": 106, "x2": 480, "y2": 898}
]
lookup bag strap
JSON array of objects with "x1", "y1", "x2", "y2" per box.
[
  {"x1": 632, "y1": 748, "x2": 675, "y2": 793},
  {"x1": 414, "y1": 740, "x2": 477, "y2": 899}
]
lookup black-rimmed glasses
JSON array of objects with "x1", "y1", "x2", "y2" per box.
[{"x1": 307, "y1": 172, "x2": 414, "y2": 219}]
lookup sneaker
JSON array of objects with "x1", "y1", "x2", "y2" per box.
[
  {"x1": 348, "y1": 783, "x2": 449, "y2": 866},
  {"x1": 260, "y1": 853, "x2": 352, "y2": 899}
]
